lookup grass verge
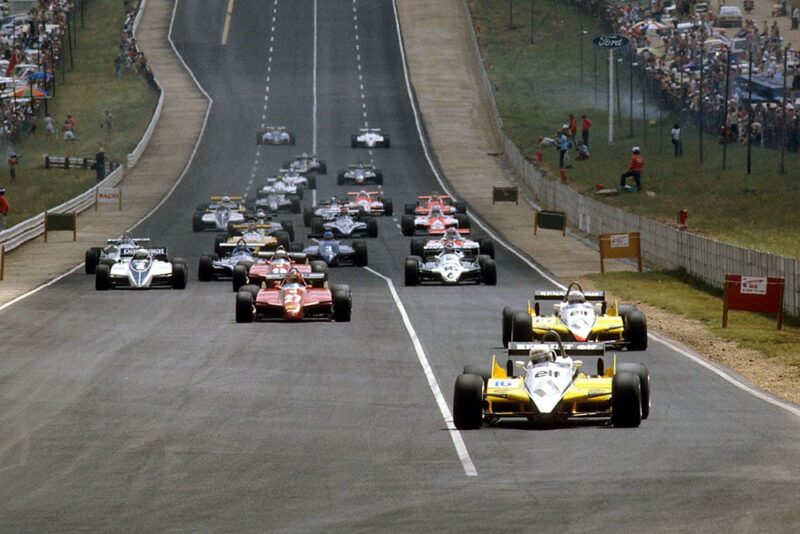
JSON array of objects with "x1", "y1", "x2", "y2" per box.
[
  {"x1": 468, "y1": 0, "x2": 800, "y2": 257},
  {"x1": 0, "y1": 1, "x2": 158, "y2": 226}
]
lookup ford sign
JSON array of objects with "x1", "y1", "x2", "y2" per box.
[{"x1": 592, "y1": 34, "x2": 630, "y2": 48}]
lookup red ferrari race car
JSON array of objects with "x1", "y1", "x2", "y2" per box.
[
  {"x1": 404, "y1": 192, "x2": 466, "y2": 216},
  {"x1": 401, "y1": 204, "x2": 470, "y2": 236},
  {"x1": 231, "y1": 247, "x2": 328, "y2": 292},
  {"x1": 346, "y1": 190, "x2": 393, "y2": 216},
  {"x1": 235, "y1": 269, "x2": 351, "y2": 323}
]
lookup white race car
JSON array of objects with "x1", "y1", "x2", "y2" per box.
[
  {"x1": 193, "y1": 196, "x2": 248, "y2": 232},
  {"x1": 257, "y1": 126, "x2": 294, "y2": 145},
  {"x1": 277, "y1": 168, "x2": 316, "y2": 191},
  {"x1": 337, "y1": 163, "x2": 383, "y2": 185},
  {"x1": 84, "y1": 234, "x2": 150, "y2": 274},
  {"x1": 405, "y1": 247, "x2": 496, "y2": 286},
  {"x1": 95, "y1": 248, "x2": 187, "y2": 290},
  {"x1": 351, "y1": 128, "x2": 390, "y2": 148},
  {"x1": 284, "y1": 153, "x2": 327, "y2": 175},
  {"x1": 410, "y1": 228, "x2": 494, "y2": 258}
]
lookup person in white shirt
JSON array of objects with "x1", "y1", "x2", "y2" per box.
[{"x1": 671, "y1": 124, "x2": 682, "y2": 157}]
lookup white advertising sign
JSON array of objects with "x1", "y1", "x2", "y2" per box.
[
  {"x1": 97, "y1": 187, "x2": 120, "y2": 203},
  {"x1": 610, "y1": 233, "x2": 629, "y2": 248},
  {"x1": 740, "y1": 276, "x2": 767, "y2": 295}
]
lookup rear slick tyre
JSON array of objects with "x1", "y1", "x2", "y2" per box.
[
  {"x1": 453, "y1": 374, "x2": 483, "y2": 430},
  {"x1": 236, "y1": 290, "x2": 254, "y2": 323},
  {"x1": 510, "y1": 311, "x2": 533, "y2": 343},
  {"x1": 612, "y1": 372, "x2": 642, "y2": 427}
]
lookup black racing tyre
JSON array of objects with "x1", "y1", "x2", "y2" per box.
[
  {"x1": 172, "y1": 263, "x2": 187, "y2": 289},
  {"x1": 366, "y1": 219, "x2": 378, "y2": 238},
  {"x1": 353, "y1": 241, "x2": 368, "y2": 266},
  {"x1": 307, "y1": 175, "x2": 317, "y2": 190},
  {"x1": 290, "y1": 242, "x2": 304, "y2": 253},
  {"x1": 290, "y1": 196, "x2": 301, "y2": 214},
  {"x1": 383, "y1": 135, "x2": 391, "y2": 147},
  {"x1": 625, "y1": 310, "x2": 648, "y2": 351},
  {"x1": 317, "y1": 161, "x2": 327, "y2": 175},
  {"x1": 303, "y1": 207, "x2": 315, "y2": 227},
  {"x1": 617, "y1": 362, "x2": 650, "y2": 419},
  {"x1": 337, "y1": 171, "x2": 346, "y2": 186},
  {"x1": 256, "y1": 133, "x2": 263, "y2": 145},
  {"x1": 240, "y1": 284, "x2": 260, "y2": 299},
  {"x1": 454, "y1": 201, "x2": 467, "y2": 214},
  {"x1": 510, "y1": 311, "x2": 533, "y2": 343},
  {"x1": 95, "y1": 264, "x2": 111, "y2": 291},
  {"x1": 357, "y1": 207, "x2": 368, "y2": 220},
  {"x1": 198, "y1": 255, "x2": 214, "y2": 281},
  {"x1": 84, "y1": 248, "x2": 99, "y2": 274},
  {"x1": 480, "y1": 238, "x2": 495, "y2": 259},
  {"x1": 214, "y1": 234, "x2": 228, "y2": 256},
  {"x1": 274, "y1": 230, "x2": 291, "y2": 249},
  {"x1": 612, "y1": 372, "x2": 642, "y2": 427},
  {"x1": 282, "y1": 160, "x2": 291, "y2": 168},
  {"x1": 617, "y1": 303, "x2": 637, "y2": 320},
  {"x1": 477, "y1": 254, "x2": 489, "y2": 271},
  {"x1": 453, "y1": 374, "x2": 483, "y2": 430},
  {"x1": 404, "y1": 203, "x2": 416, "y2": 215},
  {"x1": 232, "y1": 264, "x2": 249, "y2": 292},
  {"x1": 350, "y1": 135, "x2": 358, "y2": 148},
  {"x1": 296, "y1": 187, "x2": 304, "y2": 200},
  {"x1": 404, "y1": 256, "x2": 420, "y2": 286},
  {"x1": 310, "y1": 217, "x2": 325, "y2": 237},
  {"x1": 196, "y1": 202, "x2": 208, "y2": 212},
  {"x1": 332, "y1": 284, "x2": 352, "y2": 322},
  {"x1": 456, "y1": 213, "x2": 471, "y2": 229},
  {"x1": 192, "y1": 212, "x2": 204, "y2": 232},
  {"x1": 236, "y1": 290, "x2": 254, "y2": 323},
  {"x1": 374, "y1": 170, "x2": 383, "y2": 185},
  {"x1": 400, "y1": 215, "x2": 415, "y2": 236},
  {"x1": 410, "y1": 238, "x2": 426, "y2": 257},
  {"x1": 383, "y1": 197, "x2": 393, "y2": 216},
  {"x1": 463, "y1": 365, "x2": 491, "y2": 386},
  {"x1": 280, "y1": 221, "x2": 295, "y2": 242},
  {"x1": 227, "y1": 221, "x2": 238, "y2": 235},
  {"x1": 482, "y1": 258, "x2": 497, "y2": 286},
  {"x1": 310, "y1": 260, "x2": 329, "y2": 279},
  {"x1": 502, "y1": 306, "x2": 525, "y2": 347}
]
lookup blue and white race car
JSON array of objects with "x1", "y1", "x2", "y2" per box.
[
  {"x1": 308, "y1": 210, "x2": 378, "y2": 238},
  {"x1": 95, "y1": 248, "x2": 187, "y2": 290},
  {"x1": 193, "y1": 196, "x2": 248, "y2": 232},
  {"x1": 198, "y1": 239, "x2": 260, "y2": 282},
  {"x1": 300, "y1": 232, "x2": 368, "y2": 267},
  {"x1": 257, "y1": 126, "x2": 294, "y2": 145},
  {"x1": 84, "y1": 234, "x2": 150, "y2": 274}
]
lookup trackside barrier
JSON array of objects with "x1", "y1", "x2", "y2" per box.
[
  {"x1": 460, "y1": 0, "x2": 800, "y2": 316},
  {"x1": 723, "y1": 274, "x2": 785, "y2": 330},
  {"x1": 43, "y1": 155, "x2": 92, "y2": 169},
  {"x1": 534, "y1": 210, "x2": 567, "y2": 236},
  {"x1": 0, "y1": 244, "x2": 4, "y2": 280}
]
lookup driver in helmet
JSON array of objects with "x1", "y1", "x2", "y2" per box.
[
  {"x1": 429, "y1": 205, "x2": 443, "y2": 218},
  {"x1": 272, "y1": 246, "x2": 289, "y2": 262},
  {"x1": 231, "y1": 239, "x2": 250, "y2": 255},
  {"x1": 528, "y1": 347, "x2": 551, "y2": 365},
  {"x1": 322, "y1": 230, "x2": 335, "y2": 241},
  {"x1": 359, "y1": 189, "x2": 368, "y2": 198},
  {"x1": 339, "y1": 206, "x2": 349, "y2": 217},
  {"x1": 282, "y1": 268, "x2": 304, "y2": 286},
  {"x1": 431, "y1": 191, "x2": 441, "y2": 203},
  {"x1": 444, "y1": 227, "x2": 460, "y2": 241},
  {"x1": 566, "y1": 290, "x2": 586, "y2": 305}
]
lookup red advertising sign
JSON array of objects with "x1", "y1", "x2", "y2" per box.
[{"x1": 723, "y1": 273, "x2": 784, "y2": 329}]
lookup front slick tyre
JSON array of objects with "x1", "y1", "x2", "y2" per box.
[
  {"x1": 236, "y1": 290, "x2": 254, "y2": 323},
  {"x1": 453, "y1": 374, "x2": 483, "y2": 430},
  {"x1": 332, "y1": 284, "x2": 352, "y2": 322},
  {"x1": 612, "y1": 372, "x2": 642, "y2": 428}
]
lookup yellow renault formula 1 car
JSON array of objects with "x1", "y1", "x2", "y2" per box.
[
  {"x1": 501, "y1": 282, "x2": 647, "y2": 350},
  {"x1": 453, "y1": 339, "x2": 650, "y2": 430}
]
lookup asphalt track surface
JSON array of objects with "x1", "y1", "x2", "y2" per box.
[{"x1": 0, "y1": 0, "x2": 799, "y2": 530}]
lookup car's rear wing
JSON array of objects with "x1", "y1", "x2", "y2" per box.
[
  {"x1": 507, "y1": 341, "x2": 607, "y2": 358},
  {"x1": 261, "y1": 272, "x2": 326, "y2": 284},
  {"x1": 534, "y1": 290, "x2": 606, "y2": 301},
  {"x1": 347, "y1": 164, "x2": 374, "y2": 169},
  {"x1": 417, "y1": 195, "x2": 452, "y2": 201},
  {"x1": 359, "y1": 128, "x2": 382, "y2": 132},
  {"x1": 255, "y1": 251, "x2": 307, "y2": 262},
  {"x1": 218, "y1": 241, "x2": 265, "y2": 250},
  {"x1": 107, "y1": 237, "x2": 149, "y2": 245},
  {"x1": 209, "y1": 195, "x2": 243, "y2": 201},
  {"x1": 119, "y1": 247, "x2": 168, "y2": 260},
  {"x1": 229, "y1": 223, "x2": 280, "y2": 231},
  {"x1": 346, "y1": 191, "x2": 379, "y2": 196}
]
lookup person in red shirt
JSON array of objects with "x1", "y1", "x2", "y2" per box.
[
  {"x1": 581, "y1": 114, "x2": 592, "y2": 148},
  {"x1": 0, "y1": 188, "x2": 9, "y2": 230},
  {"x1": 620, "y1": 147, "x2": 645, "y2": 192},
  {"x1": 568, "y1": 114, "x2": 578, "y2": 146}
]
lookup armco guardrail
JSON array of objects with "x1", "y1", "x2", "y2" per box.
[
  {"x1": 460, "y1": 1, "x2": 800, "y2": 315},
  {"x1": 0, "y1": 165, "x2": 124, "y2": 253}
]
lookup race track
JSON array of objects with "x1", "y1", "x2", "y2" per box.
[{"x1": 0, "y1": 0, "x2": 798, "y2": 530}]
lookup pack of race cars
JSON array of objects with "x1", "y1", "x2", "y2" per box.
[{"x1": 84, "y1": 133, "x2": 652, "y2": 429}]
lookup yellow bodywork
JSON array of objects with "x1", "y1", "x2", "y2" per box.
[
  {"x1": 484, "y1": 355, "x2": 617, "y2": 417},
  {"x1": 527, "y1": 300, "x2": 625, "y2": 342}
]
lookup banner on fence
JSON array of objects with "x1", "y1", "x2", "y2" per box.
[
  {"x1": 723, "y1": 274, "x2": 785, "y2": 329},
  {"x1": 599, "y1": 232, "x2": 641, "y2": 273},
  {"x1": 534, "y1": 210, "x2": 567, "y2": 236},
  {"x1": 44, "y1": 212, "x2": 77, "y2": 242},
  {"x1": 96, "y1": 187, "x2": 122, "y2": 210}
]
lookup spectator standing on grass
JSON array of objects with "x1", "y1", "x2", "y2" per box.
[
  {"x1": 114, "y1": 52, "x2": 123, "y2": 80},
  {"x1": 568, "y1": 114, "x2": 578, "y2": 147},
  {"x1": 62, "y1": 120, "x2": 75, "y2": 142},
  {"x1": 581, "y1": 114, "x2": 592, "y2": 148},
  {"x1": 67, "y1": 114, "x2": 76, "y2": 134},
  {"x1": 7, "y1": 152, "x2": 18, "y2": 184},
  {"x1": 792, "y1": 6, "x2": 799, "y2": 30},
  {"x1": 620, "y1": 146, "x2": 645, "y2": 192},
  {"x1": 102, "y1": 110, "x2": 113, "y2": 131},
  {"x1": 671, "y1": 124, "x2": 682, "y2": 157},
  {"x1": 0, "y1": 188, "x2": 9, "y2": 230},
  {"x1": 44, "y1": 114, "x2": 54, "y2": 137},
  {"x1": 557, "y1": 129, "x2": 569, "y2": 169},
  {"x1": 94, "y1": 147, "x2": 106, "y2": 182}
]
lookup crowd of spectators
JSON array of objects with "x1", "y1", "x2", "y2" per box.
[
  {"x1": 116, "y1": 0, "x2": 154, "y2": 89},
  {"x1": 581, "y1": 0, "x2": 800, "y2": 151}
]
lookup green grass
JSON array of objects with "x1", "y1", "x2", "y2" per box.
[
  {"x1": 469, "y1": 0, "x2": 800, "y2": 257},
  {"x1": 0, "y1": 1, "x2": 158, "y2": 226},
  {"x1": 587, "y1": 270, "x2": 800, "y2": 368}
]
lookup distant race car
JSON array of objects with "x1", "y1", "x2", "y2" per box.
[
  {"x1": 346, "y1": 190, "x2": 393, "y2": 216},
  {"x1": 300, "y1": 232, "x2": 368, "y2": 267},
  {"x1": 226, "y1": 218, "x2": 294, "y2": 243},
  {"x1": 284, "y1": 153, "x2": 327, "y2": 175},
  {"x1": 193, "y1": 196, "x2": 248, "y2": 232},
  {"x1": 404, "y1": 193, "x2": 466, "y2": 216},
  {"x1": 257, "y1": 176, "x2": 303, "y2": 200},
  {"x1": 84, "y1": 234, "x2": 151, "y2": 274},
  {"x1": 409, "y1": 227, "x2": 494, "y2": 259},
  {"x1": 452, "y1": 336, "x2": 651, "y2": 429},
  {"x1": 501, "y1": 282, "x2": 648, "y2": 349},
  {"x1": 308, "y1": 211, "x2": 378, "y2": 238},
  {"x1": 337, "y1": 163, "x2": 383, "y2": 185},
  {"x1": 257, "y1": 126, "x2": 294, "y2": 145},
  {"x1": 198, "y1": 239, "x2": 261, "y2": 283},
  {"x1": 276, "y1": 168, "x2": 316, "y2": 191},
  {"x1": 351, "y1": 128, "x2": 390, "y2": 148},
  {"x1": 95, "y1": 248, "x2": 187, "y2": 290},
  {"x1": 405, "y1": 247, "x2": 496, "y2": 286},
  {"x1": 254, "y1": 180, "x2": 302, "y2": 214},
  {"x1": 235, "y1": 269, "x2": 351, "y2": 322},
  {"x1": 401, "y1": 205, "x2": 470, "y2": 236},
  {"x1": 234, "y1": 247, "x2": 328, "y2": 292},
  {"x1": 303, "y1": 197, "x2": 350, "y2": 226}
]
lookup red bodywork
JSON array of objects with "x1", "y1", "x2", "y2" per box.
[
  {"x1": 347, "y1": 191, "x2": 384, "y2": 214},
  {"x1": 413, "y1": 214, "x2": 467, "y2": 236},
  {"x1": 414, "y1": 195, "x2": 458, "y2": 215},
  {"x1": 247, "y1": 259, "x2": 312, "y2": 285},
  {"x1": 254, "y1": 281, "x2": 333, "y2": 321}
]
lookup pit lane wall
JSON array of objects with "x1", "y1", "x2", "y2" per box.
[
  {"x1": 0, "y1": 0, "x2": 162, "y2": 254},
  {"x1": 459, "y1": 1, "x2": 800, "y2": 316}
]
